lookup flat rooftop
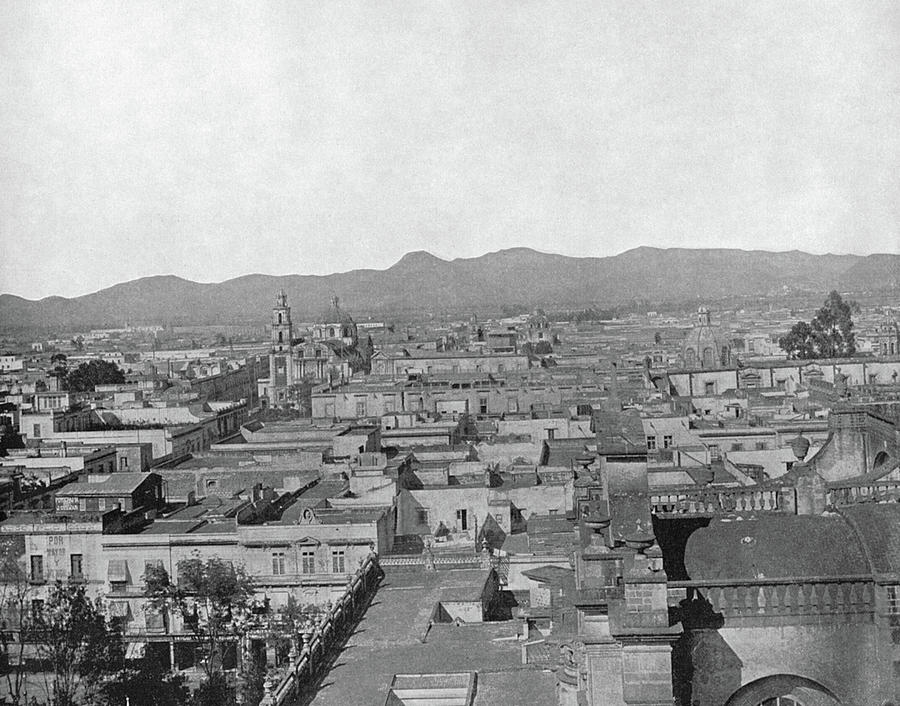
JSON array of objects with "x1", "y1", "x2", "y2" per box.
[{"x1": 308, "y1": 571, "x2": 554, "y2": 706}]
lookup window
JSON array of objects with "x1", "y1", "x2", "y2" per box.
[
  {"x1": 33, "y1": 424, "x2": 41, "y2": 438},
  {"x1": 384, "y1": 397, "x2": 395, "y2": 413},
  {"x1": 119, "y1": 457, "x2": 128, "y2": 470},
  {"x1": 30, "y1": 555, "x2": 44, "y2": 582},
  {"x1": 708, "y1": 445, "x2": 721, "y2": 461},
  {"x1": 507, "y1": 398, "x2": 518, "y2": 413},
  {"x1": 646, "y1": 436, "x2": 657, "y2": 451},
  {"x1": 417, "y1": 509, "x2": 429, "y2": 526},
  {"x1": 887, "y1": 586, "x2": 900, "y2": 614},
  {"x1": 456, "y1": 509, "x2": 468, "y2": 531},
  {"x1": 704, "y1": 382, "x2": 716, "y2": 395},
  {"x1": 479, "y1": 397, "x2": 488, "y2": 414},
  {"x1": 145, "y1": 607, "x2": 166, "y2": 631},
  {"x1": 110, "y1": 581, "x2": 128, "y2": 593},
  {"x1": 301, "y1": 549, "x2": 315, "y2": 574},
  {"x1": 272, "y1": 552, "x2": 286, "y2": 575},
  {"x1": 546, "y1": 428, "x2": 556, "y2": 440},
  {"x1": 663, "y1": 435, "x2": 673, "y2": 449},
  {"x1": 331, "y1": 549, "x2": 346, "y2": 574},
  {"x1": 356, "y1": 400, "x2": 367, "y2": 417},
  {"x1": 206, "y1": 479, "x2": 218, "y2": 490},
  {"x1": 70, "y1": 554, "x2": 83, "y2": 579}
]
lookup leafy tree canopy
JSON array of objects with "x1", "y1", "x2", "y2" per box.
[
  {"x1": 144, "y1": 556, "x2": 254, "y2": 685},
  {"x1": 778, "y1": 291, "x2": 858, "y2": 360},
  {"x1": 64, "y1": 359, "x2": 126, "y2": 392},
  {"x1": 30, "y1": 582, "x2": 124, "y2": 706}
]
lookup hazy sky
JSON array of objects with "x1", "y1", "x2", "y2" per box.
[{"x1": 1, "y1": 1, "x2": 898, "y2": 299}]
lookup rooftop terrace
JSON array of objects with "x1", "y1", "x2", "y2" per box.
[{"x1": 307, "y1": 570, "x2": 554, "y2": 706}]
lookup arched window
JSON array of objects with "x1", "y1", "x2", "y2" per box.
[
  {"x1": 720, "y1": 345, "x2": 730, "y2": 366},
  {"x1": 278, "y1": 331, "x2": 283, "y2": 343},
  {"x1": 277, "y1": 313, "x2": 283, "y2": 324},
  {"x1": 685, "y1": 348, "x2": 697, "y2": 367},
  {"x1": 329, "y1": 328, "x2": 336, "y2": 338},
  {"x1": 702, "y1": 347, "x2": 714, "y2": 368}
]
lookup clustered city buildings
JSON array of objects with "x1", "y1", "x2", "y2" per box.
[{"x1": 1, "y1": 293, "x2": 900, "y2": 705}]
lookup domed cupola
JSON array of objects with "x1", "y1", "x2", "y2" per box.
[
  {"x1": 682, "y1": 306, "x2": 732, "y2": 369},
  {"x1": 312, "y1": 295, "x2": 358, "y2": 346}
]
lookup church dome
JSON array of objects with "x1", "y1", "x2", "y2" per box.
[{"x1": 316, "y1": 296, "x2": 355, "y2": 326}]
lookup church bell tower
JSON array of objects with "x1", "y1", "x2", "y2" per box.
[
  {"x1": 267, "y1": 289, "x2": 294, "y2": 405},
  {"x1": 272, "y1": 290, "x2": 293, "y2": 353}
]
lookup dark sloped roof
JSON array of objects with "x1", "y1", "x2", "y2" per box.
[
  {"x1": 685, "y1": 514, "x2": 870, "y2": 581},
  {"x1": 521, "y1": 565, "x2": 575, "y2": 585},
  {"x1": 56, "y1": 473, "x2": 155, "y2": 496},
  {"x1": 838, "y1": 504, "x2": 900, "y2": 575}
]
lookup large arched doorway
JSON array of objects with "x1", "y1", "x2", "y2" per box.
[{"x1": 726, "y1": 675, "x2": 841, "y2": 706}]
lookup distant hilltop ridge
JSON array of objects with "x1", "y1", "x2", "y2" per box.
[{"x1": 1, "y1": 247, "x2": 897, "y2": 330}]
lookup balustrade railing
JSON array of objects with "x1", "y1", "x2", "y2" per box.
[
  {"x1": 650, "y1": 486, "x2": 783, "y2": 516},
  {"x1": 259, "y1": 553, "x2": 383, "y2": 706},
  {"x1": 669, "y1": 576, "x2": 875, "y2": 620},
  {"x1": 826, "y1": 480, "x2": 900, "y2": 507}
]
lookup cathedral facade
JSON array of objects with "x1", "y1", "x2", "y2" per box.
[{"x1": 265, "y1": 292, "x2": 372, "y2": 407}]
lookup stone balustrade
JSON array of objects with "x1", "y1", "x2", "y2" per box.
[
  {"x1": 650, "y1": 486, "x2": 784, "y2": 517},
  {"x1": 259, "y1": 553, "x2": 383, "y2": 706},
  {"x1": 651, "y1": 477, "x2": 900, "y2": 518},
  {"x1": 669, "y1": 576, "x2": 876, "y2": 622},
  {"x1": 826, "y1": 480, "x2": 900, "y2": 507}
]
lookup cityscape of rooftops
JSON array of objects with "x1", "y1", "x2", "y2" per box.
[{"x1": 1, "y1": 2, "x2": 898, "y2": 705}]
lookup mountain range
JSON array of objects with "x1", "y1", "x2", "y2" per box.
[{"x1": 1, "y1": 247, "x2": 897, "y2": 331}]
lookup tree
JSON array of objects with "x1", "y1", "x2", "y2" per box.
[
  {"x1": 64, "y1": 360, "x2": 126, "y2": 392},
  {"x1": 143, "y1": 556, "x2": 254, "y2": 696},
  {"x1": 112, "y1": 650, "x2": 190, "y2": 706},
  {"x1": 778, "y1": 291, "x2": 858, "y2": 360},
  {"x1": 778, "y1": 320, "x2": 817, "y2": 360},
  {"x1": 48, "y1": 353, "x2": 70, "y2": 388},
  {"x1": 31, "y1": 581, "x2": 124, "y2": 706},
  {"x1": 0, "y1": 537, "x2": 33, "y2": 706},
  {"x1": 810, "y1": 290, "x2": 857, "y2": 358}
]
